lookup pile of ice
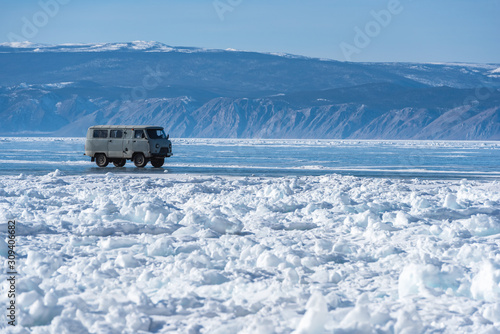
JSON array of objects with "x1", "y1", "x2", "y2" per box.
[{"x1": 1, "y1": 172, "x2": 500, "y2": 333}]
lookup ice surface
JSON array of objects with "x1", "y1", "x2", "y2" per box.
[
  {"x1": 1, "y1": 171, "x2": 500, "y2": 333},
  {"x1": 1, "y1": 138, "x2": 500, "y2": 180}
]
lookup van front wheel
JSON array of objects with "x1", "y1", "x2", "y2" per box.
[
  {"x1": 151, "y1": 158, "x2": 164, "y2": 168},
  {"x1": 133, "y1": 153, "x2": 148, "y2": 168},
  {"x1": 95, "y1": 154, "x2": 109, "y2": 167}
]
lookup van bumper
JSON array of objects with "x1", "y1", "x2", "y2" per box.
[
  {"x1": 151, "y1": 153, "x2": 173, "y2": 158},
  {"x1": 152, "y1": 147, "x2": 173, "y2": 158}
]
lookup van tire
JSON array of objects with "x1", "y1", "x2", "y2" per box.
[
  {"x1": 151, "y1": 158, "x2": 164, "y2": 168},
  {"x1": 95, "y1": 154, "x2": 109, "y2": 167},
  {"x1": 133, "y1": 153, "x2": 148, "y2": 168},
  {"x1": 113, "y1": 159, "x2": 126, "y2": 167}
]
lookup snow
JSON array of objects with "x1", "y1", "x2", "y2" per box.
[
  {"x1": 0, "y1": 41, "x2": 41, "y2": 48},
  {"x1": 0, "y1": 41, "x2": 208, "y2": 54},
  {"x1": 294, "y1": 292, "x2": 329, "y2": 333},
  {"x1": 1, "y1": 170, "x2": 500, "y2": 333}
]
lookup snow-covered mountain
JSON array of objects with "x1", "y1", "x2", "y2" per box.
[{"x1": 1, "y1": 41, "x2": 499, "y2": 139}]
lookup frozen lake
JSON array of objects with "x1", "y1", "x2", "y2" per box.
[
  {"x1": 1, "y1": 137, "x2": 500, "y2": 179},
  {"x1": 1, "y1": 137, "x2": 500, "y2": 333},
  {"x1": 1, "y1": 167, "x2": 500, "y2": 333}
]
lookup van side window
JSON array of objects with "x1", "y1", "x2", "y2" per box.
[
  {"x1": 93, "y1": 130, "x2": 108, "y2": 138},
  {"x1": 110, "y1": 130, "x2": 123, "y2": 138},
  {"x1": 134, "y1": 130, "x2": 145, "y2": 139}
]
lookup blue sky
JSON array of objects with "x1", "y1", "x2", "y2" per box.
[{"x1": 1, "y1": 0, "x2": 499, "y2": 63}]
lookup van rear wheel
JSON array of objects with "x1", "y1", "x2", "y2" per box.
[
  {"x1": 133, "y1": 153, "x2": 148, "y2": 168},
  {"x1": 151, "y1": 158, "x2": 164, "y2": 168},
  {"x1": 113, "y1": 159, "x2": 126, "y2": 167},
  {"x1": 95, "y1": 154, "x2": 109, "y2": 167}
]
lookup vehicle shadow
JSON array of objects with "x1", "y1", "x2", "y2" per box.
[{"x1": 86, "y1": 167, "x2": 169, "y2": 174}]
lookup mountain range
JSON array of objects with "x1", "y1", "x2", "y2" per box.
[{"x1": 1, "y1": 41, "x2": 499, "y2": 139}]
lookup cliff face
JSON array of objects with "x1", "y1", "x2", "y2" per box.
[{"x1": 1, "y1": 42, "x2": 499, "y2": 139}]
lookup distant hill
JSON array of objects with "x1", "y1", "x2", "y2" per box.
[{"x1": 1, "y1": 41, "x2": 499, "y2": 139}]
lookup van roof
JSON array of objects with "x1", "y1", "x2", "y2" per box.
[{"x1": 89, "y1": 125, "x2": 163, "y2": 130}]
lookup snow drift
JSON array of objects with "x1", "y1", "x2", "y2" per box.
[{"x1": 1, "y1": 172, "x2": 499, "y2": 332}]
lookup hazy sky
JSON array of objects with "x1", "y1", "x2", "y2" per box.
[{"x1": 1, "y1": 0, "x2": 499, "y2": 63}]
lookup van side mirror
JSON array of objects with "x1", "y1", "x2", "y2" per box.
[{"x1": 167, "y1": 134, "x2": 169, "y2": 140}]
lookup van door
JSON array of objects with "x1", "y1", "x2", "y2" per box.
[
  {"x1": 122, "y1": 129, "x2": 133, "y2": 159},
  {"x1": 108, "y1": 129, "x2": 124, "y2": 158},
  {"x1": 131, "y1": 129, "x2": 150, "y2": 156},
  {"x1": 91, "y1": 129, "x2": 109, "y2": 155}
]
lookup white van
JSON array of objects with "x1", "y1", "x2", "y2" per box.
[{"x1": 84, "y1": 125, "x2": 173, "y2": 168}]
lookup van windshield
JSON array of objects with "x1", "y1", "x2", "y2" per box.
[{"x1": 147, "y1": 129, "x2": 167, "y2": 139}]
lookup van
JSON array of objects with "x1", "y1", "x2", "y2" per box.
[{"x1": 84, "y1": 125, "x2": 173, "y2": 168}]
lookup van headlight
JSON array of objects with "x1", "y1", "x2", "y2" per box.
[{"x1": 156, "y1": 144, "x2": 160, "y2": 148}]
